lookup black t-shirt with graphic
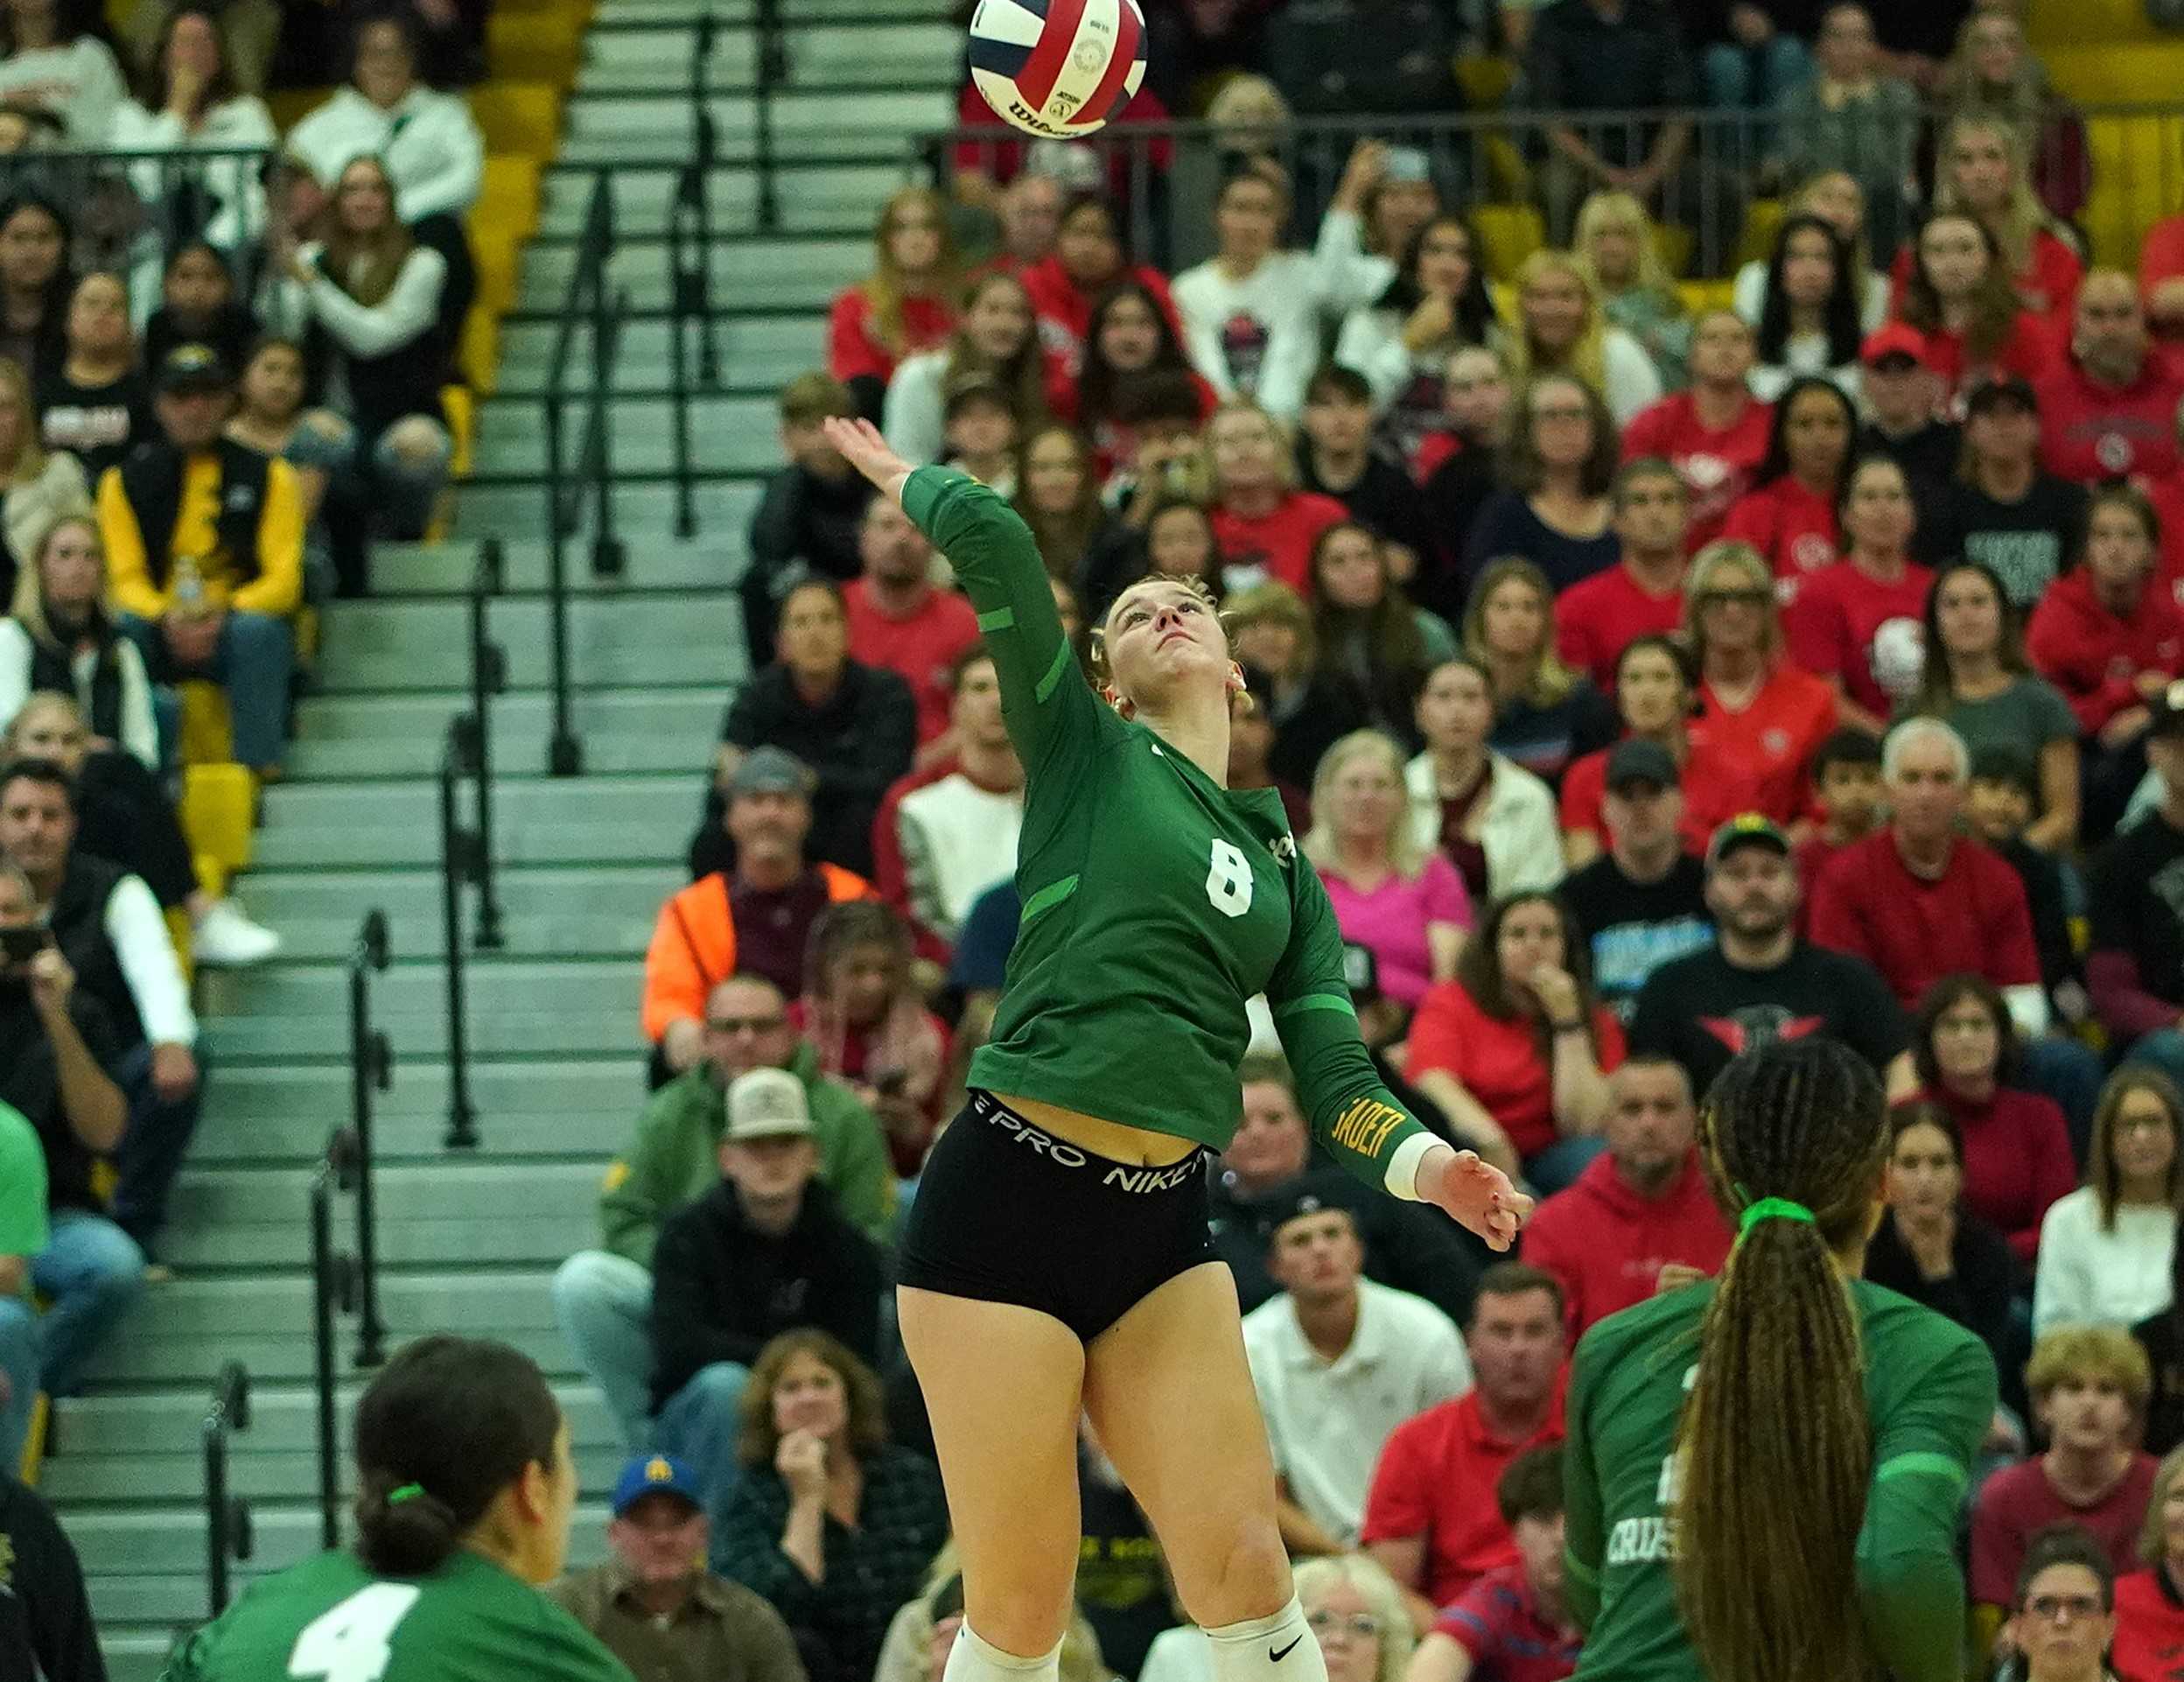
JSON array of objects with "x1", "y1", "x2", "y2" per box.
[
  {"x1": 2089, "y1": 808, "x2": 2184, "y2": 1008},
  {"x1": 1627, "y1": 939, "x2": 1908, "y2": 1098},
  {"x1": 1558, "y1": 853, "x2": 1714, "y2": 1023},
  {"x1": 36, "y1": 368, "x2": 155, "y2": 483},
  {"x1": 1922, "y1": 473, "x2": 2089, "y2": 609}
]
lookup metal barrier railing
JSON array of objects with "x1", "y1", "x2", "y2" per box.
[
  {"x1": 918, "y1": 101, "x2": 2184, "y2": 279},
  {"x1": 200, "y1": 1360, "x2": 252, "y2": 1616},
  {"x1": 436, "y1": 535, "x2": 505, "y2": 1151},
  {"x1": 344, "y1": 911, "x2": 391, "y2": 1369},
  {"x1": 307, "y1": 1129, "x2": 358, "y2": 1550}
]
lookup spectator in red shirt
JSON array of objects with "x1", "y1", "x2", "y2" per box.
[
  {"x1": 1783, "y1": 455, "x2": 1934, "y2": 732},
  {"x1": 1206, "y1": 399, "x2": 1348, "y2": 593},
  {"x1": 2113, "y1": 1446, "x2": 2184, "y2": 1682},
  {"x1": 789, "y1": 901, "x2": 950, "y2": 1181},
  {"x1": 1361, "y1": 1263, "x2": 1568, "y2": 1622},
  {"x1": 1927, "y1": 112, "x2": 2085, "y2": 323},
  {"x1": 1071, "y1": 289, "x2": 1214, "y2": 486},
  {"x1": 1970, "y1": 1327, "x2": 2158, "y2": 1643},
  {"x1": 1019, "y1": 193, "x2": 1179, "y2": 383},
  {"x1": 841, "y1": 498, "x2": 981, "y2": 753},
  {"x1": 1895, "y1": 210, "x2": 2055, "y2": 406},
  {"x1": 2036, "y1": 272, "x2": 2184, "y2": 487},
  {"x1": 1619, "y1": 311, "x2": 1770, "y2": 553},
  {"x1": 1520, "y1": 1056, "x2": 1732, "y2": 1339},
  {"x1": 1405, "y1": 1448, "x2": 1579, "y2": 1682},
  {"x1": 1810, "y1": 716, "x2": 2105, "y2": 1135},
  {"x1": 826, "y1": 186, "x2": 961, "y2": 420},
  {"x1": 1912, "y1": 972, "x2": 2078, "y2": 1265},
  {"x1": 2028, "y1": 485, "x2": 2184, "y2": 839},
  {"x1": 948, "y1": 87, "x2": 1172, "y2": 216},
  {"x1": 1560, "y1": 640, "x2": 1744, "y2": 867},
  {"x1": 1554, "y1": 458, "x2": 1690, "y2": 693},
  {"x1": 1793, "y1": 725, "x2": 1885, "y2": 893},
  {"x1": 1721, "y1": 375, "x2": 1855, "y2": 582},
  {"x1": 1405, "y1": 892, "x2": 1623, "y2": 1193},
  {"x1": 1681, "y1": 540, "x2": 1840, "y2": 823}
]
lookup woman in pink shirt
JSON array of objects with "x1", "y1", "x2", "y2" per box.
[{"x1": 1303, "y1": 728, "x2": 1471, "y2": 1039}]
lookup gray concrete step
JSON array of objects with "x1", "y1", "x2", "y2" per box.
[
  {"x1": 514, "y1": 232, "x2": 864, "y2": 313},
  {"x1": 371, "y1": 534, "x2": 749, "y2": 594},
  {"x1": 578, "y1": 20, "x2": 958, "y2": 95},
  {"x1": 450, "y1": 477, "x2": 762, "y2": 541},
  {"x1": 591, "y1": 0, "x2": 953, "y2": 21},
  {"x1": 536, "y1": 160, "x2": 908, "y2": 239},
  {"x1": 237, "y1": 860, "x2": 679, "y2": 960},
  {"x1": 496, "y1": 312, "x2": 822, "y2": 396},
  {"x1": 312, "y1": 593, "x2": 740, "y2": 695},
  {"x1": 288, "y1": 688, "x2": 720, "y2": 781},
  {"x1": 473, "y1": 390, "x2": 779, "y2": 477},
  {"x1": 558, "y1": 88, "x2": 953, "y2": 165}
]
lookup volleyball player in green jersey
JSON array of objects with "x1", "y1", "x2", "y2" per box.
[
  {"x1": 162, "y1": 1335, "x2": 634, "y2": 1682},
  {"x1": 820, "y1": 417, "x2": 1528, "y2": 1682},
  {"x1": 1561, "y1": 1037, "x2": 1998, "y2": 1682}
]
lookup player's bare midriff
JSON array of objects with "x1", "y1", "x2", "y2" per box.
[{"x1": 993, "y1": 1093, "x2": 1201, "y2": 1166}]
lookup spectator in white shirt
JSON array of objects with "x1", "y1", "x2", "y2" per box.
[
  {"x1": 1172, "y1": 168, "x2": 1324, "y2": 422},
  {"x1": 1242, "y1": 1176, "x2": 1473, "y2": 1554},
  {"x1": 0, "y1": 0, "x2": 122, "y2": 146},
  {"x1": 2034, "y1": 1068, "x2": 2184, "y2": 1335},
  {"x1": 283, "y1": 10, "x2": 484, "y2": 228},
  {"x1": 272, "y1": 155, "x2": 450, "y2": 541},
  {"x1": 108, "y1": 8, "x2": 276, "y2": 257},
  {"x1": 1312, "y1": 140, "x2": 1443, "y2": 322},
  {"x1": 894, "y1": 650, "x2": 1023, "y2": 947},
  {"x1": 1334, "y1": 214, "x2": 1498, "y2": 423}
]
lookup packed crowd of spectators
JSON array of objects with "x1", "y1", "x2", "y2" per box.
[
  {"x1": 532, "y1": 3, "x2": 2184, "y2": 1676},
  {"x1": 0, "y1": 0, "x2": 491, "y2": 1594}
]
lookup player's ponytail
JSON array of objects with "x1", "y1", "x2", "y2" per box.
[
  {"x1": 351, "y1": 1335, "x2": 562, "y2": 1577},
  {"x1": 1674, "y1": 1039, "x2": 1889, "y2": 1682}
]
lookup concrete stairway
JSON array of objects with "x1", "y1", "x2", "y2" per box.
[{"x1": 62, "y1": 4, "x2": 960, "y2": 1673}]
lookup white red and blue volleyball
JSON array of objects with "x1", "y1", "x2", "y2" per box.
[{"x1": 967, "y1": 0, "x2": 1148, "y2": 139}]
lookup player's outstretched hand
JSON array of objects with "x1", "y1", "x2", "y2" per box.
[
  {"x1": 1418, "y1": 1144, "x2": 1534, "y2": 1252},
  {"x1": 822, "y1": 416, "x2": 915, "y2": 494}
]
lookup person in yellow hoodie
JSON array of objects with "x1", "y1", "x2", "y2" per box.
[{"x1": 97, "y1": 342, "x2": 303, "y2": 774}]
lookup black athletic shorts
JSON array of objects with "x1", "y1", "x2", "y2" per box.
[{"x1": 897, "y1": 1089, "x2": 1216, "y2": 1342}]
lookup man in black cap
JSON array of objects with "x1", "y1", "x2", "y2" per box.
[
  {"x1": 99, "y1": 343, "x2": 304, "y2": 774},
  {"x1": 2089, "y1": 683, "x2": 2184, "y2": 1091},
  {"x1": 1558, "y1": 740, "x2": 1712, "y2": 1024},
  {"x1": 1926, "y1": 375, "x2": 2089, "y2": 609},
  {"x1": 1628, "y1": 814, "x2": 1912, "y2": 1098}
]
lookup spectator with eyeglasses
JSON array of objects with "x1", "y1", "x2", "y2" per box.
[
  {"x1": 2008, "y1": 1525, "x2": 2118, "y2": 1682},
  {"x1": 1138, "y1": 1553, "x2": 1415, "y2": 1682},
  {"x1": 550, "y1": 973, "x2": 892, "y2": 1455}
]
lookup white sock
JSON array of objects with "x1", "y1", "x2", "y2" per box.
[
  {"x1": 1203, "y1": 1596, "x2": 1328, "y2": 1682},
  {"x1": 942, "y1": 1621, "x2": 1064, "y2": 1682}
]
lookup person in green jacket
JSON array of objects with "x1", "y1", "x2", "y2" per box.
[{"x1": 551, "y1": 974, "x2": 893, "y2": 1450}]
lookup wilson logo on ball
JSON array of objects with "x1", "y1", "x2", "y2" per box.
[{"x1": 969, "y1": 0, "x2": 1148, "y2": 138}]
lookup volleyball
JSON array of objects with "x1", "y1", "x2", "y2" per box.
[{"x1": 967, "y1": 0, "x2": 1149, "y2": 139}]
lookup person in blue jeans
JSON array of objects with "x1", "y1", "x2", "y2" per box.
[
  {"x1": 0, "y1": 861, "x2": 143, "y2": 1437},
  {"x1": 1703, "y1": 2, "x2": 1816, "y2": 160},
  {"x1": 648, "y1": 1067, "x2": 884, "y2": 1517}
]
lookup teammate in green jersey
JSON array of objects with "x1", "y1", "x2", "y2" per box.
[
  {"x1": 1562, "y1": 1037, "x2": 1998, "y2": 1682},
  {"x1": 819, "y1": 417, "x2": 1528, "y2": 1682},
  {"x1": 162, "y1": 1335, "x2": 634, "y2": 1682}
]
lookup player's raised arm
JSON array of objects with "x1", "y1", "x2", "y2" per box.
[{"x1": 823, "y1": 417, "x2": 1101, "y2": 775}]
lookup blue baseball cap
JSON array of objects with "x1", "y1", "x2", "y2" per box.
[{"x1": 611, "y1": 1453, "x2": 704, "y2": 1517}]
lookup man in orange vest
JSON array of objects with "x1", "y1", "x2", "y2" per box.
[{"x1": 645, "y1": 746, "x2": 873, "y2": 1080}]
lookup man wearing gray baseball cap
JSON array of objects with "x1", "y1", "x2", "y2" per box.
[{"x1": 648, "y1": 1067, "x2": 886, "y2": 1514}]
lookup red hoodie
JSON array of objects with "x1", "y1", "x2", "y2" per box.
[
  {"x1": 1518, "y1": 1148, "x2": 1733, "y2": 1340},
  {"x1": 1018, "y1": 256, "x2": 1180, "y2": 382},
  {"x1": 2026, "y1": 565, "x2": 2184, "y2": 732},
  {"x1": 2035, "y1": 353, "x2": 2184, "y2": 486}
]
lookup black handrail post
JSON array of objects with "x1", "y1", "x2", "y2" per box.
[
  {"x1": 694, "y1": 107, "x2": 720, "y2": 389},
  {"x1": 467, "y1": 538, "x2": 507, "y2": 950},
  {"x1": 439, "y1": 739, "x2": 481, "y2": 1150},
  {"x1": 346, "y1": 913, "x2": 391, "y2": 1368},
  {"x1": 590, "y1": 221, "x2": 626, "y2": 579},
  {"x1": 201, "y1": 1361, "x2": 251, "y2": 1616},
  {"x1": 752, "y1": 0, "x2": 781, "y2": 232},
  {"x1": 668, "y1": 158, "x2": 697, "y2": 541},
  {"x1": 307, "y1": 1138, "x2": 354, "y2": 1552}
]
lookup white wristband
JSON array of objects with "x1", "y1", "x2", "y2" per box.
[{"x1": 1383, "y1": 1131, "x2": 1444, "y2": 1202}]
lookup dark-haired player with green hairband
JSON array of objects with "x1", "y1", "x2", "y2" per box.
[
  {"x1": 162, "y1": 1335, "x2": 634, "y2": 1681},
  {"x1": 818, "y1": 416, "x2": 1528, "y2": 1682},
  {"x1": 1561, "y1": 1036, "x2": 1998, "y2": 1682}
]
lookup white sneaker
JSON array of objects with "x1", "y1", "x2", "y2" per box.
[{"x1": 192, "y1": 899, "x2": 282, "y2": 967}]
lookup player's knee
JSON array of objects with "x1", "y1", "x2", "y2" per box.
[
  {"x1": 961, "y1": 1578, "x2": 1074, "y2": 1657},
  {"x1": 1192, "y1": 1515, "x2": 1292, "y2": 1625}
]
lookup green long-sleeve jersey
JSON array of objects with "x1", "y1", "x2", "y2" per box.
[
  {"x1": 1563, "y1": 1276, "x2": 1998, "y2": 1682},
  {"x1": 161, "y1": 1549, "x2": 636, "y2": 1682},
  {"x1": 903, "y1": 467, "x2": 1432, "y2": 1193}
]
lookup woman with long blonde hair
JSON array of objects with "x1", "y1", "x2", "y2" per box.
[
  {"x1": 1921, "y1": 112, "x2": 2083, "y2": 321},
  {"x1": 883, "y1": 270, "x2": 1054, "y2": 467},
  {"x1": 1461, "y1": 556, "x2": 1615, "y2": 788},
  {"x1": 828, "y1": 185, "x2": 962, "y2": 413},
  {"x1": 1507, "y1": 250, "x2": 1660, "y2": 426},
  {"x1": 1935, "y1": 11, "x2": 2090, "y2": 228},
  {"x1": 1573, "y1": 192, "x2": 1690, "y2": 390}
]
